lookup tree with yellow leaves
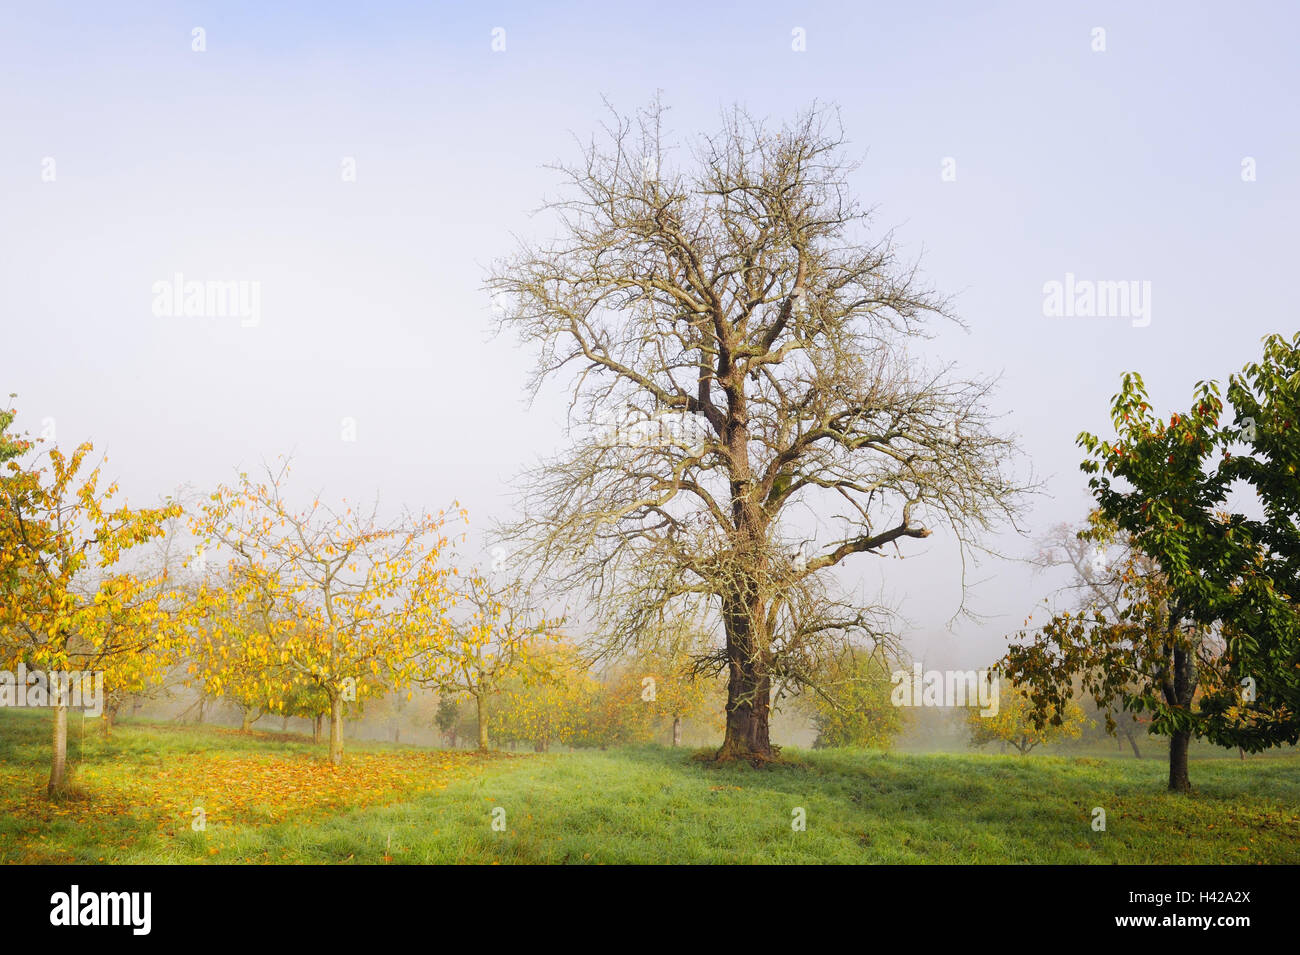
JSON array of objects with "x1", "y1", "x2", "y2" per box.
[
  {"x1": 966, "y1": 679, "x2": 1088, "y2": 755},
  {"x1": 192, "y1": 460, "x2": 461, "y2": 764},
  {"x1": 0, "y1": 427, "x2": 181, "y2": 796},
  {"x1": 592, "y1": 647, "x2": 720, "y2": 747},
  {"x1": 489, "y1": 639, "x2": 601, "y2": 751},
  {"x1": 413, "y1": 569, "x2": 560, "y2": 751},
  {"x1": 185, "y1": 575, "x2": 297, "y2": 732}
]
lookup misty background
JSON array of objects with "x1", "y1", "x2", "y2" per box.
[{"x1": 3, "y1": 0, "x2": 1297, "y2": 744}]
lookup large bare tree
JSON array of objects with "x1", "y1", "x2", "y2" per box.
[{"x1": 489, "y1": 101, "x2": 1025, "y2": 761}]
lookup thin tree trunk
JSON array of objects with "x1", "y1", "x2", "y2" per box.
[
  {"x1": 672, "y1": 715, "x2": 682, "y2": 747},
  {"x1": 1126, "y1": 728, "x2": 1142, "y2": 759},
  {"x1": 476, "y1": 693, "x2": 489, "y2": 752},
  {"x1": 329, "y1": 695, "x2": 344, "y2": 765},
  {"x1": 325, "y1": 696, "x2": 345, "y2": 764},
  {"x1": 49, "y1": 703, "x2": 68, "y2": 798},
  {"x1": 1168, "y1": 730, "x2": 1192, "y2": 792}
]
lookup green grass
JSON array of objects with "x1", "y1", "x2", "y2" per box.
[{"x1": 2, "y1": 708, "x2": 1297, "y2": 863}]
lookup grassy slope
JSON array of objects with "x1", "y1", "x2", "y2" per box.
[{"x1": 2, "y1": 709, "x2": 1297, "y2": 864}]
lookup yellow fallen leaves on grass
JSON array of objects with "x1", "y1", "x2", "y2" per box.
[{"x1": 0, "y1": 749, "x2": 482, "y2": 862}]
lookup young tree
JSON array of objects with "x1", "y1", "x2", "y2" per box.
[
  {"x1": 413, "y1": 570, "x2": 559, "y2": 751},
  {"x1": 966, "y1": 681, "x2": 1086, "y2": 755},
  {"x1": 434, "y1": 694, "x2": 470, "y2": 748},
  {"x1": 490, "y1": 101, "x2": 1024, "y2": 762},
  {"x1": 185, "y1": 587, "x2": 291, "y2": 733},
  {"x1": 489, "y1": 639, "x2": 601, "y2": 751},
  {"x1": 193, "y1": 461, "x2": 460, "y2": 764},
  {"x1": 806, "y1": 648, "x2": 904, "y2": 749},
  {"x1": 0, "y1": 438, "x2": 180, "y2": 795},
  {"x1": 589, "y1": 651, "x2": 719, "y2": 747}
]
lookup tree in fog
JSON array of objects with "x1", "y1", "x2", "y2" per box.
[
  {"x1": 192, "y1": 462, "x2": 460, "y2": 764},
  {"x1": 490, "y1": 101, "x2": 1024, "y2": 761},
  {"x1": 0, "y1": 425, "x2": 180, "y2": 796},
  {"x1": 413, "y1": 570, "x2": 558, "y2": 752}
]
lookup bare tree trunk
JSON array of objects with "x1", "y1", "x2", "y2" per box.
[
  {"x1": 718, "y1": 589, "x2": 773, "y2": 762},
  {"x1": 240, "y1": 709, "x2": 256, "y2": 733},
  {"x1": 1169, "y1": 730, "x2": 1192, "y2": 792},
  {"x1": 720, "y1": 660, "x2": 771, "y2": 760},
  {"x1": 313, "y1": 713, "x2": 323, "y2": 744},
  {"x1": 672, "y1": 715, "x2": 682, "y2": 747},
  {"x1": 1125, "y1": 726, "x2": 1142, "y2": 759},
  {"x1": 196, "y1": 697, "x2": 205, "y2": 724},
  {"x1": 281, "y1": 715, "x2": 289, "y2": 732},
  {"x1": 49, "y1": 704, "x2": 68, "y2": 797},
  {"x1": 475, "y1": 693, "x2": 489, "y2": 752},
  {"x1": 329, "y1": 695, "x2": 344, "y2": 765}
]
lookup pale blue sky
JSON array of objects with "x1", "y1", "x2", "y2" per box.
[{"x1": 3, "y1": 1, "x2": 1296, "y2": 667}]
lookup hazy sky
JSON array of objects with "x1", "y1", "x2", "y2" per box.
[{"x1": 3, "y1": 1, "x2": 1297, "y2": 669}]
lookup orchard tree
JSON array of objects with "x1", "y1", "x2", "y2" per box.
[
  {"x1": 1011, "y1": 519, "x2": 1161, "y2": 761},
  {"x1": 193, "y1": 461, "x2": 461, "y2": 764},
  {"x1": 413, "y1": 570, "x2": 559, "y2": 751},
  {"x1": 278, "y1": 683, "x2": 332, "y2": 743},
  {"x1": 1004, "y1": 513, "x2": 1239, "y2": 788},
  {"x1": 184, "y1": 564, "x2": 306, "y2": 733},
  {"x1": 490, "y1": 101, "x2": 1024, "y2": 762},
  {"x1": 966, "y1": 680, "x2": 1086, "y2": 755},
  {"x1": 1007, "y1": 334, "x2": 1300, "y2": 791},
  {"x1": 591, "y1": 652, "x2": 719, "y2": 747},
  {"x1": 0, "y1": 437, "x2": 180, "y2": 795},
  {"x1": 435, "y1": 694, "x2": 473, "y2": 748},
  {"x1": 489, "y1": 639, "x2": 601, "y2": 751},
  {"x1": 806, "y1": 648, "x2": 903, "y2": 749},
  {"x1": 589, "y1": 617, "x2": 720, "y2": 746}
]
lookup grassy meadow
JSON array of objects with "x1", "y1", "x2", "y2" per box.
[{"x1": 2, "y1": 708, "x2": 1297, "y2": 864}]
